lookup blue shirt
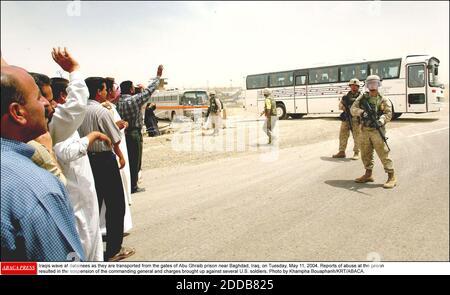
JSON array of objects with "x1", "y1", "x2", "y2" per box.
[{"x1": 1, "y1": 138, "x2": 85, "y2": 262}]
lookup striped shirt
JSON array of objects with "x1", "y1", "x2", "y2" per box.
[
  {"x1": 117, "y1": 78, "x2": 160, "y2": 130},
  {"x1": 77, "y1": 100, "x2": 122, "y2": 152}
]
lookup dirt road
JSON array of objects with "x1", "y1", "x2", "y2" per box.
[{"x1": 125, "y1": 104, "x2": 449, "y2": 261}]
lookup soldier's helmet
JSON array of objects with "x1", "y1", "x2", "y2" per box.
[
  {"x1": 366, "y1": 75, "x2": 381, "y2": 82},
  {"x1": 366, "y1": 75, "x2": 381, "y2": 90},
  {"x1": 348, "y1": 78, "x2": 360, "y2": 86},
  {"x1": 263, "y1": 88, "x2": 271, "y2": 96},
  {"x1": 209, "y1": 90, "x2": 216, "y2": 96}
]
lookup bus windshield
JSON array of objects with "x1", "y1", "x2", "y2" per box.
[
  {"x1": 181, "y1": 91, "x2": 208, "y2": 105},
  {"x1": 428, "y1": 58, "x2": 442, "y2": 87}
]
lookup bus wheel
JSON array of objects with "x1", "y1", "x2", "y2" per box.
[
  {"x1": 389, "y1": 99, "x2": 402, "y2": 120},
  {"x1": 392, "y1": 112, "x2": 402, "y2": 120},
  {"x1": 170, "y1": 111, "x2": 176, "y2": 122},
  {"x1": 276, "y1": 103, "x2": 287, "y2": 120},
  {"x1": 290, "y1": 114, "x2": 304, "y2": 119}
]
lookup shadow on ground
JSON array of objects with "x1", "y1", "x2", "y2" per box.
[
  {"x1": 320, "y1": 156, "x2": 353, "y2": 163},
  {"x1": 324, "y1": 179, "x2": 384, "y2": 196},
  {"x1": 290, "y1": 116, "x2": 339, "y2": 121},
  {"x1": 393, "y1": 118, "x2": 439, "y2": 123}
]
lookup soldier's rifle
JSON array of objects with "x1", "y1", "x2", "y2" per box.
[
  {"x1": 342, "y1": 95, "x2": 353, "y2": 134},
  {"x1": 361, "y1": 99, "x2": 391, "y2": 152}
]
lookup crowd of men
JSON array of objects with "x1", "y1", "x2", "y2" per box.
[{"x1": 1, "y1": 47, "x2": 163, "y2": 261}]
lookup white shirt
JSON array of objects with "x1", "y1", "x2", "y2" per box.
[
  {"x1": 49, "y1": 71, "x2": 89, "y2": 145},
  {"x1": 53, "y1": 131, "x2": 103, "y2": 261}
]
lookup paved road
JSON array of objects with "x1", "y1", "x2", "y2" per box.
[{"x1": 125, "y1": 108, "x2": 449, "y2": 261}]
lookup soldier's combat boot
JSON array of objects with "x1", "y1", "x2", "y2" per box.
[
  {"x1": 351, "y1": 152, "x2": 360, "y2": 160},
  {"x1": 383, "y1": 172, "x2": 397, "y2": 189},
  {"x1": 332, "y1": 151, "x2": 346, "y2": 158},
  {"x1": 355, "y1": 169, "x2": 374, "y2": 183}
]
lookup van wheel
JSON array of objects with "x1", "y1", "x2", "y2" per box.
[
  {"x1": 389, "y1": 100, "x2": 402, "y2": 120},
  {"x1": 276, "y1": 103, "x2": 287, "y2": 120}
]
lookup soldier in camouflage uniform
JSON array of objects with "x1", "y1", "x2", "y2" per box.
[
  {"x1": 351, "y1": 75, "x2": 397, "y2": 189},
  {"x1": 260, "y1": 88, "x2": 277, "y2": 144},
  {"x1": 208, "y1": 90, "x2": 222, "y2": 136},
  {"x1": 333, "y1": 78, "x2": 362, "y2": 160}
]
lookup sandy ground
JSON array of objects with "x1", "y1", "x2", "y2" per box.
[
  {"x1": 121, "y1": 103, "x2": 449, "y2": 261},
  {"x1": 124, "y1": 103, "x2": 449, "y2": 261},
  {"x1": 141, "y1": 105, "x2": 446, "y2": 170}
]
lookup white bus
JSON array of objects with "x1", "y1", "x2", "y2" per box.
[
  {"x1": 148, "y1": 89, "x2": 209, "y2": 121},
  {"x1": 244, "y1": 55, "x2": 445, "y2": 120}
]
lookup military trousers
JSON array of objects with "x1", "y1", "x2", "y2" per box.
[
  {"x1": 338, "y1": 118, "x2": 361, "y2": 153},
  {"x1": 210, "y1": 113, "x2": 222, "y2": 134},
  {"x1": 263, "y1": 115, "x2": 278, "y2": 140},
  {"x1": 360, "y1": 126, "x2": 394, "y2": 173}
]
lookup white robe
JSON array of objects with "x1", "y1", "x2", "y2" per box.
[
  {"x1": 53, "y1": 131, "x2": 104, "y2": 261},
  {"x1": 49, "y1": 71, "x2": 89, "y2": 145},
  {"x1": 100, "y1": 104, "x2": 133, "y2": 235}
]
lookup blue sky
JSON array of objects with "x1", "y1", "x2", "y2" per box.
[{"x1": 1, "y1": 1, "x2": 449, "y2": 88}]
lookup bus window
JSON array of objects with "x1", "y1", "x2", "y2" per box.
[
  {"x1": 247, "y1": 74, "x2": 268, "y2": 89},
  {"x1": 428, "y1": 58, "x2": 441, "y2": 87},
  {"x1": 295, "y1": 75, "x2": 306, "y2": 85},
  {"x1": 196, "y1": 91, "x2": 208, "y2": 105},
  {"x1": 408, "y1": 93, "x2": 425, "y2": 104},
  {"x1": 340, "y1": 63, "x2": 368, "y2": 82},
  {"x1": 181, "y1": 92, "x2": 197, "y2": 105},
  {"x1": 309, "y1": 67, "x2": 338, "y2": 84},
  {"x1": 408, "y1": 65, "x2": 425, "y2": 88},
  {"x1": 369, "y1": 59, "x2": 401, "y2": 79},
  {"x1": 269, "y1": 71, "x2": 293, "y2": 87}
]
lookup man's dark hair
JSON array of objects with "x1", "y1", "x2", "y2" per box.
[
  {"x1": 50, "y1": 77, "x2": 69, "y2": 101},
  {"x1": 85, "y1": 77, "x2": 106, "y2": 100},
  {"x1": 29, "y1": 72, "x2": 50, "y2": 95},
  {"x1": 105, "y1": 77, "x2": 115, "y2": 93},
  {"x1": 1, "y1": 70, "x2": 25, "y2": 116},
  {"x1": 120, "y1": 80, "x2": 133, "y2": 95}
]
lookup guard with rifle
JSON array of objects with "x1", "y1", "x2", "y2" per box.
[
  {"x1": 351, "y1": 75, "x2": 397, "y2": 189},
  {"x1": 260, "y1": 88, "x2": 278, "y2": 144},
  {"x1": 333, "y1": 78, "x2": 362, "y2": 160}
]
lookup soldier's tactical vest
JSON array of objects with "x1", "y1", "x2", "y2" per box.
[
  {"x1": 210, "y1": 97, "x2": 218, "y2": 113},
  {"x1": 265, "y1": 97, "x2": 277, "y2": 116},
  {"x1": 360, "y1": 92, "x2": 384, "y2": 127},
  {"x1": 342, "y1": 90, "x2": 360, "y2": 109}
]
